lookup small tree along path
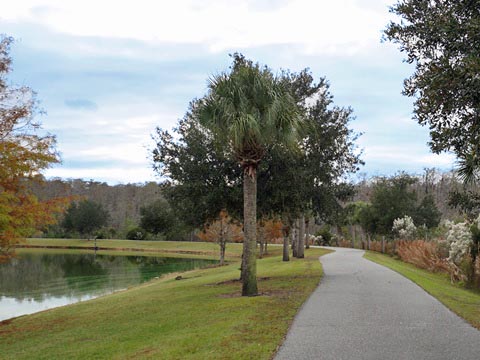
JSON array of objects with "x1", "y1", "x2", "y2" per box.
[{"x1": 275, "y1": 248, "x2": 480, "y2": 360}]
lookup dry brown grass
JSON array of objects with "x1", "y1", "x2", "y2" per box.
[{"x1": 396, "y1": 240, "x2": 451, "y2": 273}]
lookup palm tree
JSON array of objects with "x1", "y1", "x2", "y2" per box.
[{"x1": 198, "y1": 54, "x2": 300, "y2": 296}]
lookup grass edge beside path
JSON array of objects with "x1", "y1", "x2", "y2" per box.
[
  {"x1": 364, "y1": 251, "x2": 480, "y2": 330},
  {"x1": 0, "y1": 247, "x2": 332, "y2": 360}
]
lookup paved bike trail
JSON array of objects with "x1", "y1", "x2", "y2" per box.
[{"x1": 275, "y1": 247, "x2": 480, "y2": 360}]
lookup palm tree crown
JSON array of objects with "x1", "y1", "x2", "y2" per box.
[{"x1": 199, "y1": 54, "x2": 300, "y2": 176}]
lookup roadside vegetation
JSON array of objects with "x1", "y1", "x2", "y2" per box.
[
  {"x1": 365, "y1": 251, "x2": 480, "y2": 329},
  {"x1": 0, "y1": 247, "x2": 331, "y2": 360}
]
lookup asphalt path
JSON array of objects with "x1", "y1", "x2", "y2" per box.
[{"x1": 275, "y1": 247, "x2": 480, "y2": 360}]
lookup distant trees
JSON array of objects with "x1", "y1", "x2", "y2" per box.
[
  {"x1": 0, "y1": 36, "x2": 67, "y2": 261},
  {"x1": 353, "y1": 174, "x2": 442, "y2": 241},
  {"x1": 385, "y1": 1, "x2": 480, "y2": 182},
  {"x1": 62, "y1": 200, "x2": 109, "y2": 239}
]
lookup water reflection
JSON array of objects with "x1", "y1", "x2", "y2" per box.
[{"x1": 0, "y1": 252, "x2": 215, "y2": 321}]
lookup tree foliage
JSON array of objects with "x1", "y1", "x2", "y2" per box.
[
  {"x1": 355, "y1": 174, "x2": 441, "y2": 237},
  {"x1": 385, "y1": 1, "x2": 480, "y2": 181},
  {"x1": 62, "y1": 200, "x2": 109, "y2": 238},
  {"x1": 153, "y1": 106, "x2": 243, "y2": 228},
  {"x1": 0, "y1": 36, "x2": 66, "y2": 261},
  {"x1": 140, "y1": 199, "x2": 176, "y2": 236}
]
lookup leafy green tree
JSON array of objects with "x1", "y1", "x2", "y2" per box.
[
  {"x1": 413, "y1": 194, "x2": 441, "y2": 229},
  {"x1": 197, "y1": 54, "x2": 300, "y2": 296},
  {"x1": 385, "y1": 1, "x2": 480, "y2": 181},
  {"x1": 356, "y1": 202, "x2": 377, "y2": 239},
  {"x1": 258, "y1": 72, "x2": 361, "y2": 258},
  {"x1": 62, "y1": 200, "x2": 109, "y2": 239},
  {"x1": 369, "y1": 174, "x2": 418, "y2": 236},
  {"x1": 448, "y1": 189, "x2": 480, "y2": 220},
  {"x1": 140, "y1": 199, "x2": 176, "y2": 236},
  {"x1": 153, "y1": 105, "x2": 243, "y2": 228}
]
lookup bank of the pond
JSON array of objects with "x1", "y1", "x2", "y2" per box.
[
  {"x1": 0, "y1": 247, "x2": 331, "y2": 359},
  {"x1": 365, "y1": 251, "x2": 480, "y2": 329}
]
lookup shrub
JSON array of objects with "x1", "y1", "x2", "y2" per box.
[
  {"x1": 315, "y1": 227, "x2": 334, "y2": 246},
  {"x1": 446, "y1": 221, "x2": 473, "y2": 265},
  {"x1": 126, "y1": 227, "x2": 147, "y2": 240},
  {"x1": 396, "y1": 240, "x2": 450, "y2": 273},
  {"x1": 392, "y1": 215, "x2": 417, "y2": 240}
]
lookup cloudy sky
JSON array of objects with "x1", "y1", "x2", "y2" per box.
[{"x1": 2, "y1": 0, "x2": 456, "y2": 184}]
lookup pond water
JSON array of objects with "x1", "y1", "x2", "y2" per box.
[{"x1": 0, "y1": 251, "x2": 216, "y2": 321}]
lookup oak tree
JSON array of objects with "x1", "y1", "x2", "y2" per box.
[{"x1": 385, "y1": 1, "x2": 480, "y2": 181}]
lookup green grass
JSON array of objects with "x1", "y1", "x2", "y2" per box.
[
  {"x1": 20, "y1": 238, "x2": 283, "y2": 260},
  {"x1": 365, "y1": 251, "x2": 480, "y2": 329},
  {"x1": 0, "y1": 246, "x2": 331, "y2": 359}
]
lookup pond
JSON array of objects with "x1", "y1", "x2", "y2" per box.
[{"x1": 0, "y1": 250, "x2": 217, "y2": 321}]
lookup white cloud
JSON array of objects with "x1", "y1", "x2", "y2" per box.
[
  {"x1": 2, "y1": 0, "x2": 395, "y2": 56},
  {"x1": 365, "y1": 145, "x2": 456, "y2": 168},
  {"x1": 44, "y1": 166, "x2": 156, "y2": 184}
]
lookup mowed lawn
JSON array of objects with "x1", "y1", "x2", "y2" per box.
[
  {"x1": 365, "y1": 251, "x2": 480, "y2": 329},
  {"x1": 21, "y1": 238, "x2": 269, "y2": 260},
  {"x1": 0, "y1": 243, "x2": 331, "y2": 359}
]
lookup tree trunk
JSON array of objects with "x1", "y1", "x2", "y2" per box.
[
  {"x1": 282, "y1": 226, "x2": 290, "y2": 262},
  {"x1": 220, "y1": 241, "x2": 226, "y2": 266},
  {"x1": 381, "y1": 235, "x2": 385, "y2": 254},
  {"x1": 292, "y1": 221, "x2": 298, "y2": 258},
  {"x1": 241, "y1": 170, "x2": 258, "y2": 296},
  {"x1": 297, "y1": 214, "x2": 305, "y2": 258},
  {"x1": 351, "y1": 225, "x2": 356, "y2": 248},
  {"x1": 367, "y1": 233, "x2": 371, "y2": 250},
  {"x1": 259, "y1": 233, "x2": 264, "y2": 259},
  {"x1": 219, "y1": 219, "x2": 226, "y2": 266},
  {"x1": 305, "y1": 218, "x2": 310, "y2": 249}
]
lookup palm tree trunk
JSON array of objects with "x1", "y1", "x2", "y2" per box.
[
  {"x1": 297, "y1": 214, "x2": 305, "y2": 258},
  {"x1": 241, "y1": 170, "x2": 258, "y2": 296}
]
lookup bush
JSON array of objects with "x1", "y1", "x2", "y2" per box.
[
  {"x1": 126, "y1": 227, "x2": 147, "y2": 240},
  {"x1": 396, "y1": 240, "x2": 450, "y2": 273},
  {"x1": 392, "y1": 215, "x2": 417, "y2": 240},
  {"x1": 95, "y1": 227, "x2": 117, "y2": 239},
  {"x1": 314, "y1": 227, "x2": 335, "y2": 246}
]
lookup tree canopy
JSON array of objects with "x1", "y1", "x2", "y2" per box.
[
  {"x1": 62, "y1": 200, "x2": 109, "y2": 238},
  {"x1": 385, "y1": 1, "x2": 480, "y2": 181},
  {"x1": 0, "y1": 36, "x2": 66, "y2": 261}
]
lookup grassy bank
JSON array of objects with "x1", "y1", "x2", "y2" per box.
[
  {"x1": 20, "y1": 238, "x2": 285, "y2": 260},
  {"x1": 0, "y1": 246, "x2": 331, "y2": 359},
  {"x1": 365, "y1": 251, "x2": 480, "y2": 329}
]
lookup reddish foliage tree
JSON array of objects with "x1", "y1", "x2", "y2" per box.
[{"x1": 0, "y1": 37, "x2": 69, "y2": 262}]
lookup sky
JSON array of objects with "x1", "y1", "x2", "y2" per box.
[{"x1": 1, "y1": 0, "x2": 456, "y2": 184}]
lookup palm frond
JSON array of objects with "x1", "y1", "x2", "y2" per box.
[{"x1": 456, "y1": 149, "x2": 480, "y2": 185}]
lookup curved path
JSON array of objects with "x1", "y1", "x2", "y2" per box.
[{"x1": 275, "y1": 247, "x2": 480, "y2": 360}]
